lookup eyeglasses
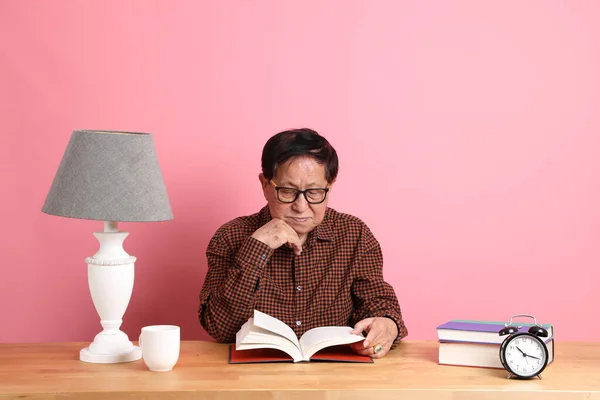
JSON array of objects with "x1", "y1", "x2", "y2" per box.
[{"x1": 270, "y1": 180, "x2": 329, "y2": 204}]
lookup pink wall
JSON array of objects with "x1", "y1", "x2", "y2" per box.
[{"x1": 1, "y1": 1, "x2": 599, "y2": 343}]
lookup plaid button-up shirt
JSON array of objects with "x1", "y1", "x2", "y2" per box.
[{"x1": 199, "y1": 206, "x2": 408, "y2": 344}]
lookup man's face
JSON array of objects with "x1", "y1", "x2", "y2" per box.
[{"x1": 260, "y1": 156, "x2": 332, "y2": 238}]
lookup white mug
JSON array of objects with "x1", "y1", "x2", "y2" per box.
[{"x1": 139, "y1": 325, "x2": 180, "y2": 372}]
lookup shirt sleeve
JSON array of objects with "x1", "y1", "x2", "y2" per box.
[
  {"x1": 350, "y1": 225, "x2": 408, "y2": 345},
  {"x1": 198, "y1": 228, "x2": 274, "y2": 343}
]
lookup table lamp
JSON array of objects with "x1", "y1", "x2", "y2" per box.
[{"x1": 42, "y1": 130, "x2": 173, "y2": 364}]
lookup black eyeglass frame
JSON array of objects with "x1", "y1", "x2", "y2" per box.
[{"x1": 270, "y1": 180, "x2": 330, "y2": 204}]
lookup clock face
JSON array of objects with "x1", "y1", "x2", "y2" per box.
[{"x1": 503, "y1": 334, "x2": 548, "y2": 377}]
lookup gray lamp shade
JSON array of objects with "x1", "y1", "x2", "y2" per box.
[{"x1": 42, "y1": 130, "x2": 173, "y2": 222}]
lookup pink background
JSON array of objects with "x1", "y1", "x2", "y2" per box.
[{"x1": 1, "y1": 1, "x2": 599, "y2": 343}]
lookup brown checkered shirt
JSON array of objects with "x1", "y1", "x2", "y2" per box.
[{"x1": 198, "y1": 206, "x2": 408, "y2": 344}]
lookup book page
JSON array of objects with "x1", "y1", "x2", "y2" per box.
[
  {"x1": 236, "y1": 318, "x2": 303, "y2": 362},
  {"x1": 236, "y1": 318, "x2": 277, "y2": 346},
  {"x1": 253, "y1": 310, "x2": 300, "y2": 349},
  {"x1": 235, "y1": 343, "x2": 303, "y2": 362},
  {"x1": 299, "y1": 326, "x2": 364, "y2": 361}
]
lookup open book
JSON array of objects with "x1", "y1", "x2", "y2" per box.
[{"x1": 231, "y1": 310, "x2": 371, "y2": 363}]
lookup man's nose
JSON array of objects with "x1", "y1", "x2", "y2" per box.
[{"x1": 291, "y1": 193, "x2": 309, "y2": 211}]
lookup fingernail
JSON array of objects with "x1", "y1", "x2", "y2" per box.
[{"x1": 363, "y1": 341, "x2": 370, "y2": 348}]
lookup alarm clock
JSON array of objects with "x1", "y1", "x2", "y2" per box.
[{"x1": 498, "y1": 314, "x2": 549, "y2": 380}]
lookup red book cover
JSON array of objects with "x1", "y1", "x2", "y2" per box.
[{"x1": 228, "y1": 344, "x2": 373, "y2": 364}]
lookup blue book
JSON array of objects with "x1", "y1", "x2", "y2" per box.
[{"x1": 437, "y1": 319, "x2": 554, "y2": 344}]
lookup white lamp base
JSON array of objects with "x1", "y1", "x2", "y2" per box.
[
  {"x1": 81, "y1": 221, "x2": 141, "y2": 364},
  {"x1": 80, "y1": 346, "x2": 142, "y2": 363}
]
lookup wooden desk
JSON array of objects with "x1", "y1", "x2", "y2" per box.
[{"x1": 1, "y1": 340, "x2": 599, "y2": 399}]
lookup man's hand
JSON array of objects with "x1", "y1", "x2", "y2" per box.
[
  {"x1": 251, "y1": 218, "x2": 303, "y2": 255},
  {"x1": 349, "y1": 317, "x2": 398, "y2": 359}
]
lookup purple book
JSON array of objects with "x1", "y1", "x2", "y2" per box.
[{"x1": 436, "y1": 320, "x2": 554, "y2": 344}]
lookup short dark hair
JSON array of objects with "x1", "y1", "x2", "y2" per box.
[{"x1": 261, "y1": 128, "x2": 339, "y2": 183}]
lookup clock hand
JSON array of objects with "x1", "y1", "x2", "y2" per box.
[
  {"x1": 516, "y1": 346, "x2": 527, "y2": 356},
  {"x1": 525, "y1": 354, "x2": 541, "y2": 360}
]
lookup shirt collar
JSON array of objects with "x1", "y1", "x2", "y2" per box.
[
  {"x1": 259, "y1": 206, "x2": 272, "y2": 225},
  {"x1": 314, "y1": 208, "x2": 335, "y2": 242}
]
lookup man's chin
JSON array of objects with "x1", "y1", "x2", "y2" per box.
[{"x1": 289, "y1": 223, "x2": 314, "y2": 236}]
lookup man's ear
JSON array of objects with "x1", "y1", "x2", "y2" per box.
[
  {"x1": 259, "y1": 173, "x2": 269, "y2": 190},
  {"x1": 258, "y1": 173, "x2": 269, "y2": 201},
  {"x1": 327, "y1": 179, "x2": 336, "y2": 192}
]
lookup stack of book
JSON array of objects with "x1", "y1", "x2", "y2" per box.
[{"x1": 436, "y1": 319, "x2": 555, "y2": 368}]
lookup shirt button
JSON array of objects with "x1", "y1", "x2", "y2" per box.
[
  {"x1": 261, "y1": 254, "x2": 266, "y2": 260},
  {"x1": 296, "y1": 285, "x2": 302, "y2": 291},
  {"x1": 296, "y1": 321, "x2": 302, "y2": 326}
]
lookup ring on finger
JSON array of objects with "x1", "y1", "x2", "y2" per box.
[{"x1": 373, "y1": 344, "x2": 383, "y2": 354}]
